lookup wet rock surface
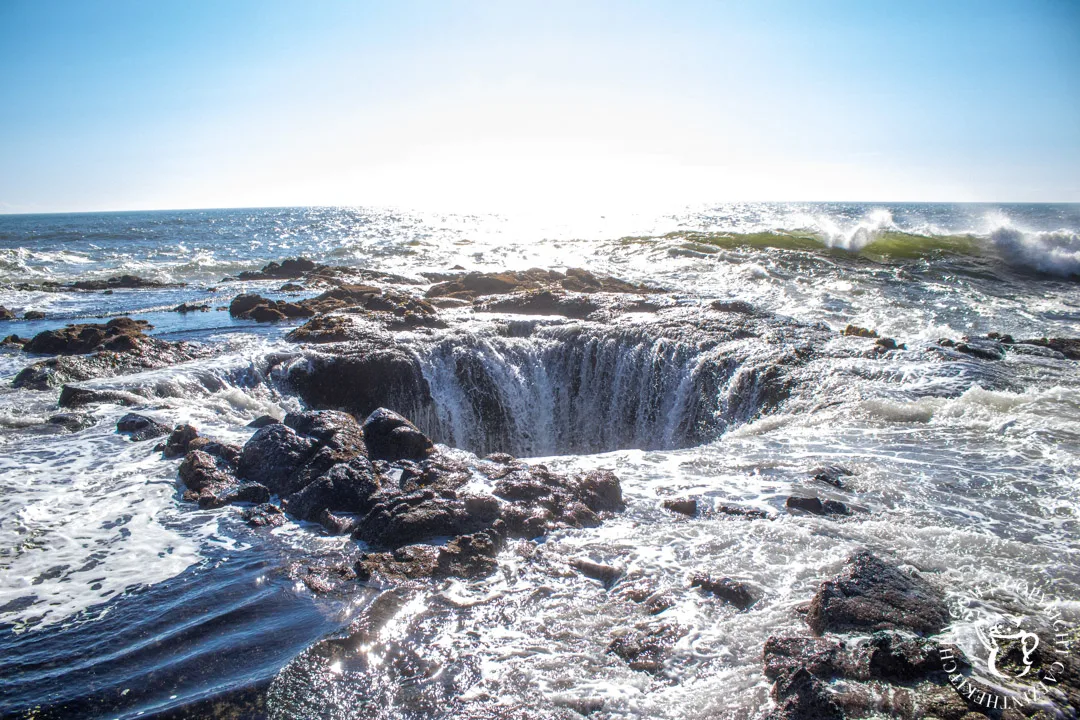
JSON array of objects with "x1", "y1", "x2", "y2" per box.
[
  {"x1": 805, "y1": 551, "x2": 948, "y2": 636},
  {"x1": 165, "y1": 406, "x2": 626, "y2": 583},
  {"x1": 11, "y1": 318, "x2": 211, "y2": 390},
  {"x1": 115, "y1": 413, "x2": 170, "y2": 441}
]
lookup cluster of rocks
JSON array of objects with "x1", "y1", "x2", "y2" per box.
[
  {"x1": 225, "y1": 256, "x2": 418, "y2": 287},
  {"x1": 8, "y1": 274, "x2": 177, "y2": 294},
  {"x1": 0, "y1": 306, "x2": 45, "y2": 320},
  {"x1": 229, "y1": 284, "x2": 442, "y2": 328},
  {"x1": 154, "y1": 406, "x2": 625, "y2": 584},
  {"x1": 841, "y1": 322, "x2": 1080, "y2": 363},
  {"x1": 9, "y1": 318, "x2": 210, "y2": 391}
]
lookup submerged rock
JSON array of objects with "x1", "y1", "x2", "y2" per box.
[
  {"x1": 68, "y1": 275, "x2": 173, "y2": 291},
  {"x1": 690, "y1": 573, "x2": 759, "y2": 609},
  {"x1": 115, "y1": 413, "x2": 170, "y2": 441},
  {"x1": 805, "y1": 551, "x2": 948, "y2": 636},
  {"x1": 57, "y1": 385, "x2": 147, "y2": 408},
  {"x1": 785, "y1": 496, "x2": 851, "y2": 516},
  {"x1": 607, "y1": 623, "x2": 685, "y2": 675},
  {"x1": 46, "y1": 413, "x2": 96, "y2": 433}
]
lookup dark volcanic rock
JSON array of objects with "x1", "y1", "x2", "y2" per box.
[
  {"x1": 116, "y1": 413, "x2": 170, "y2": 441},
  {"x1": 1018, "y1": 336, "x2": 1080, "y2": 360},
  {"x1": 805, "y1": 551, "x2": 948, "y2": 636},
  {"x1": 283, "y1": 457, "x2": 381, "y2": 523},
  {"x1": 236, "y1": 423, "x2": 317, "y2": 495},
  {"x1": 607, "y1": 624, "x2": 685, "y2": 675},
  {"x1": 426, "y1": 268, "x2": 654, "y2": 301},
  {"x1": 0, "y1": 306, "x2": 14, "y2": 320},
  {"x1": 57, "y1": 385, "x2": 145, "y2": 408},
  {"x1": 690, "y1": 573, "x2": 759, "y2": 609},
  {"x1": 247, "y1": 415, "x2": 280, "y2": 429},
  {"x1": 947, "y1": 337, "x2": 1006, "y2": 361},
  {"x1": 24, "y1": 310, "x2": 46, "y2": 320},
  {"x1": 172, "y1": 303, "x2": 209, "y2": 313},
  {"x1": 238, "y1": 257, "x2": 317, "y2": 280},
  {"x1": 570, "y1": 558, "x2": 623, "y2": 587},
  {"x1": 786, "y1": 496, "x2": 851, "y2": 516},
  {"x1": 763, "y1": 636, "x2": 847, "y2": 683},
  {"x1": 23, "y1": 318, "x2": 152, "y2": 355},
  {"x1": 69, "y1": 275, "x2": 172, "y2": 291},
  {"x1": 163, "y1": 424, "x2": 199, "y2": 458},
  {"x1": 809, "y1": 465, "x2": 851, "y2": 489},
  {"x1": 47, "y1": 413, "x2": 96, "y2": 432},
  {"x1": 354, "y1": 490, "x2": 493, "y2": 548},
  {"x1": 179, "y1": 450, "x2": 235, "y2": 495},
  {"x1": 478, "y1": 290, "x2": 600, "y2": 319},
  {"x1": 362, "y1": 407, "x2": 434, "y2": 462},
  {"x1": 767, "y1": 667, "x2": 844, "y2": 720},
  {"x1": 286, "y1": 347, "x2": 432, "y2": 420}
]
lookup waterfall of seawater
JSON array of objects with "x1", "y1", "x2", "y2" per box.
[{"x1": 415, "y1": 326, "x2": 788, "y2": 457}]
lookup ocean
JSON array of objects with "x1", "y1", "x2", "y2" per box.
[{"x1": 0, "y1": 203, "x2": 1078, "y2": 719}]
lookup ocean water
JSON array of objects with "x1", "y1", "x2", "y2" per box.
[{"x1": 0, "y1": 203, "x2": 1078, "y2": 719}]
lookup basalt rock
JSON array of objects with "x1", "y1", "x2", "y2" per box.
[
  {"x1": 1018, "y1": 336, "x2": 1080, "y2": 360},
  {"x1": 238, "y1": 257, "x2": 317, "y2": 280},
  {"x1": 229, "y1": 294, "x2": 314, "y2": 321},
  {"x1": 805, "y1": 551, "x2": 948, "y2": 636},
  {"x1": 69, "y1": 275, "x2": 174, "y2": 291},
  {"x1": 57, "y1": 385, "x2": 147, "y2": 408},
  {"x1": 662, "y1": 497, "x2": 698, "y2": 516},
  {"x1": 13, "y1": 332, "x2": 210, "y2": 390},
  {"x1": 607, "y1": 623, "x2": 686, "y2": 675},
  {"x1": 116, "y1": 413, "x2": 171, "y2": 441},
  {"x1": 172, "y1": 303, "x2": 209, "y2": 313},
  {"x1": 163, "y1": 424, "x2": 199, "y2": 458},
  {"x1": 786, "y1": 496, "x2": 852, "y2": 516},
  {"x1": 478, "y1": 290, "x2": 600, "y2": 319},
  {"x1": 24, "y1": 310, "x2": 46, "y2": 320},
  {"x1": 179, "y1": 450, "x2": 235, "y2": 496},
  {"x1": 23, "y1": 318, "x2": 152, "y2": 355},
  {"x1": 236, "y1": 423, "x2": 318, "y2": 495},
  {"x1": 46, "y1": 413, "x2": 96, "y2": 433},
  {"x1": 362, "y1": 407, "x2": 434, "y2": 462},
  {"x1": 286, "y1": 347, "x2": 433, "y2": 420},
  {"x1": 690, "y1": 573, "x2": 759, "y2": 609},
  {"x1": 282, "y1": 457, "x2": 381, "y2": 523},
  {"x1": 426, "y1": 268, "x2": 655, "y2": 301}
]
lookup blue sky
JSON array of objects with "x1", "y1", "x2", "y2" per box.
[{"x1": 1, "y1": 0, "x2": 1077, "y2": 213}]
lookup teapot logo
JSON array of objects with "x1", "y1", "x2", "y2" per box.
[{"x1": 976, "y1": 621, "x2": 1040, "y2": 679}]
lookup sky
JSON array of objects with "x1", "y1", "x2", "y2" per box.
[{"x1": 0, "y1": 0, "x2": 1078, "y2": 214}]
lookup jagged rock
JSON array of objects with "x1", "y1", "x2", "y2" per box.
[
  {"x1": 242, "y1": 503, "x2": 286, "y2": 528},
  {"x1": 354, "y1": 489, "x2": 495, "y2": 548},
  {"x1": 786, "y1": 496, "x2": 851, "y2": 516},
  {"x1": 24, "y1": 310, "x2": 46, "y2": 320},
  {"x1": 282, "y1": 457, "x2": 380, "y2": 522},
  {"x1": 286, "y1": 314, "x2": 362, "y2": 343},
  {"x1": 875, "y1": 337, "x2": 905, "y2": 351},
  {"x1": 236, "y1": 423, "x2": 317, "y2": 495},
  {"x1": 238, "y1": 257, "x2": 317, "y2": 280},
  {"x1": 662, "y1": 497, "x2": 698, "y2": 516},
  {"x1": 690, "y1": 573, "x2": 759, "y2": 609},
  {"x1": 607, "y1": 624, "x2": 685, "y2": 675},
  {"x1": 46, "y1": 413, "x2": 96, "y2": 432},
  {"x1": 163, "y1": 424, "x2": 199, "y2": 458},
  {"x1": 229, "y1": 294, "x2": 314, "y2": 321},
  {"x1": 286, "y1": 348, "x2": 432, "y2": 419},
  {"x1": 2, "y1": 334, "x2": 27, "y2": 347},
  {"x1": 805, "y1": 551, "x2": 948, "y2": 636},
  {"x1": 13, "y1": 334, "x2": 209, "y2": 390},
  {"x1": 478, "y1": 290, "x2": 600, "y2": 319},
  {"x1": 23, "y1": 318, "x2": 152, "y2": 355},
  {"x1": 0, "y1": 306, "x2": 14, "y2": 320},
  {"x1": 766, "y1": 667, "x2": 843, "y2": 720},
  {"x1": 225, "y1": 482, "x2": 271, "y2": 505},
  {"x1": 247, "y1": 415, "x2": 280, "y2": 429},
  {"x1": 763, "y1": 636, "x2": 847, "y2": 684},
  {"x1": 116, "y1": 413, "x2": 171, "y2": 441},
  {"x1": 362, "y1": 407, "x2": 434, "y2": 462},
  {"x1": 57, "y1": 385, "x2": 145, "y2": 408},
  {"x1": 179, "y1": 450, "x2": 235, "y2": 495}
]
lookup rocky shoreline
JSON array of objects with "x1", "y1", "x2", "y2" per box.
[{"x1": 3, "y1": 257, "x2": 1079, "y2": 719}]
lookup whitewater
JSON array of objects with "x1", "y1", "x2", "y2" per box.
[{"x1": 0, "y1": 202, "x2": 1078, "y2": 720}]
